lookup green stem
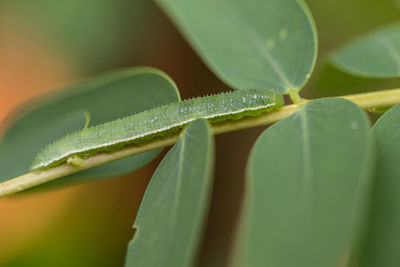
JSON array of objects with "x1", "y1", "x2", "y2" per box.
[
  {"x1": 288, "y1": 90, "x2": 303, "y2": 104},
  {"x1": 1, "y1": 88, "x2": 400, "y2": 197}
]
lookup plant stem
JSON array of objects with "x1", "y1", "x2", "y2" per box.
[
  {"x1": 1, "y1": 88, "x2": 400, "y2": 197},
  {"x1": 288, "y1": 90, "x2": 303, "y2": 104}
]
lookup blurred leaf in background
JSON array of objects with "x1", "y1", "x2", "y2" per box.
[
  {"x1": 330, "y1": 23, "x2": 400, "y2": 78},
  {"x1": 0, "y1": 0, "x2": 157, "y2": 73},
  {"x1": 304, "y1": 0, "x2": 400, "y2": 98}
]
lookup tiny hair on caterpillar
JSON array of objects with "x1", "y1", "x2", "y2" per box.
[{"x1": 30, "y1": 89, "x2": 283, "y2": 171}]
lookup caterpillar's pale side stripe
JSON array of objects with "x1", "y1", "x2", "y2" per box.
[
  {"x1": 32, "y1": 105, "x2": 274, "y2": 170},
  {"x1": 30, "y1": 89, "x2": 283, "y2": 171}
]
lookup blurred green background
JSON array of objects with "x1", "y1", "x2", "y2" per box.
[{"x1": 0, "y1": 0, "x2": 399, "y2": 266}]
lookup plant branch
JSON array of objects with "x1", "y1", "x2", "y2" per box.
[{"x1": 1, "y1": 88, "x2": 400, "y2": 197}]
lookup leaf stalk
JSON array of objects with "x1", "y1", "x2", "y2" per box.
[{"x1": 1, "y1": 88, "x2": 400, "y2": 197}]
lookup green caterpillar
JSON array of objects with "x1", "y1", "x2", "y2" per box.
[{"x1": 30, "y1": 89, "x2": 283, "y2": 171}]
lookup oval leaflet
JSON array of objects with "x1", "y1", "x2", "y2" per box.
[{"x1": 31, "y1": 89, "x2": 283, "y2": 171}]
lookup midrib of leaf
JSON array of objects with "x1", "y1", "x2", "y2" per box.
[
  {"x1": 379, "y1": 37, "x2": 400, "y2": 74},
  {"x1": 182, "y1": 131, "x2": 212, "y2": 267},
  {"x1": 167, "y1": 129, "x2": 210, "y2": 267},
  {"x1": 299, "y1": 106, "x2": 313, "y2": 207},
  {"x1": 169, "y1": 134, "x2": 187, "y2": 232},
  {"x1": 172, "y1": 132, "x2": 191, "y2": 266},
  {"x1": 249, "y1": 31, "x2": 294, "y2": 89},
  {"x1": 226, "y1": 1, "x2": 294, "y2": 90}
]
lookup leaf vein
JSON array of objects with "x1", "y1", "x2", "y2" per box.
[
  {"x1": 300, "y1": 107, "x2": 313, "y2": 202},
  {"x1": 169, "y1": 133, "x2": 187, "y2": 232},
  {"x1": 227, "y1": 3, "x2": 295, "y2": 90}
]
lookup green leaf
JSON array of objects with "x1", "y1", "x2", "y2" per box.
[
  {"x1": 331, "y1": 23, "x2": 400, "y2": 78},
  {"x1": 125, "y1": 119, "x2": 214, "y2": 267},
  {"x1": 245, "y1": 98, "x2": 374, "y2": 267},
  {"x1": 0, "y1": 67, "x2": 180, "y2": 184},
  {"x1": 360, "y1": 104, "x2": 400, "y2": 267},
  {"x1": 156, "y1": 0, "x2": 317, "y2": 93}
]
